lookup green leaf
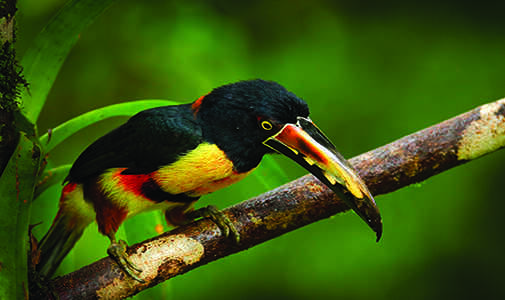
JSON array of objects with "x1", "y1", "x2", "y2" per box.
[
  {"x1": 19, "y1": 0, "x2": 117, "y2": 123},
  {"x1": 0, "y1": 135, "x2": 42, "y2": 299},
  {"x1": 40, "y1": 100, "x2": 178, "y2": 152},
  {"x1": 33, "y1": 164, "x2": 71, "y2": 200}
]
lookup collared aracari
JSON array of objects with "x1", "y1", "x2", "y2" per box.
[{"x1": 36, "y1": 79, "x2": 382, "y2": 281}]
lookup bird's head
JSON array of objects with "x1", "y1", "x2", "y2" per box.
[{"x1": 194, "y1": 79, "x2": 382, "y2": 240}]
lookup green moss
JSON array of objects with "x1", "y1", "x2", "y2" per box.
[
  {"x1": 0, "y1": 1, "x2": 18, "y2": 20},
  {"x1": 0, "y1": 13, "x2": 27, "y2": 112},
  {"x1": 0, "y1": 42, "x2": 27, "y2": 111}
]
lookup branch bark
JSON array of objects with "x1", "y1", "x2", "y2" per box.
[{"x1": 46, "y1": 98, "x2": 505, "y2": 299}]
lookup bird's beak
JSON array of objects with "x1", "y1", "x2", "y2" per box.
[{"x1": 263, "y1": 117, "x2": 382, "y2": 241}]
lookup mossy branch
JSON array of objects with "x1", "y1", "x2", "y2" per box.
[
  {"x1": 41, "y1": 98, "x2": 505, "y2": 299},
  {"x1": 0, "y1": 0, "x2": 27, "y2": 175}
]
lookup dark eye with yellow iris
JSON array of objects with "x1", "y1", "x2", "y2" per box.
[{"x1": 261, "y1": 120, "x2": 273, "y2": 131}]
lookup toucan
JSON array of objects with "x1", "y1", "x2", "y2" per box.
[{"x1": 36, "y1": 79, "x2": 382, "y2": 281}]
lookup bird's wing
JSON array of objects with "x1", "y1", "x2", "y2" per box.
[{"x1": 65, "y1": 104, "x2": 202, "y2": 182}]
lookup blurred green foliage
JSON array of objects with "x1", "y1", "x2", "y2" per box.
[{"x1": 17, "y1": 0, "x2": 505, "y2": 299}]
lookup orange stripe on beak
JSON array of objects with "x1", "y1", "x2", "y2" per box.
[{"x1": 272, "y1": 124, "x2": 329, "y2": 165}]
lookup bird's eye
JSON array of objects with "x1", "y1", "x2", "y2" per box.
[{"x1": 261, "y1": 120, "x2": 273, "y2": 131}]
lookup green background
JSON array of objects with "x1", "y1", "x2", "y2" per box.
[{"x1": 17, "y1": 0, "x2": 505, "y2": 299}]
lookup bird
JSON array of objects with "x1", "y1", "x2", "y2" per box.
[{"x1": 36, "y1": 79, "x2": 382, "y2": 282}]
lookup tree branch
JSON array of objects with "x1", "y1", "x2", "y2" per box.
[{"x1": 46, "y1": 98, "x2": 505, "y2": 299}]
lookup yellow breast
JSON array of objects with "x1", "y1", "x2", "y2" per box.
[{"x1": 152, "y1": 143, "x2": 254, "y2": 196}]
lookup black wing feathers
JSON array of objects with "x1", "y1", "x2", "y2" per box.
[{"x1": 65, "y1": 104, "x2": 202, "y2": 183}]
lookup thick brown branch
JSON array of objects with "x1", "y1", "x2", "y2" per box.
[{"x1": 48, "y1": 99, "x2": 505, "y2": 299}]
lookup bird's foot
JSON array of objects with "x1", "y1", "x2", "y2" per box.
[
  {"x1": 107, "y1": 239, "x2": 145, "y2": 283},
  {"x1": 188, "y1": 205, "x2": 240, "y2": 243}
]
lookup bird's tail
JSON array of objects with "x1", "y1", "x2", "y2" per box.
[{"x1": 36, "y1": 183, "x2": 94, "y2": 278}]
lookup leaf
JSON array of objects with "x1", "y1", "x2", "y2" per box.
[
  {"x1": 19, "y1": 0, "x2": 118, "y2": 123},
  {"x1": 0, "y1": 135, "x2": 42, "y2": 299},
  {"x1": 33, "y1": 164, "x2": 71, "y2": 200},
  {"x1": 40, "y1": 100, "x2": 178, "y2": 152}
]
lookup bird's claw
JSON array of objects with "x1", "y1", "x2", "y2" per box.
[
  {"x1": 107, "y1": 239, "x2": 145, "y2": 283},
  {"x1": 189, "y1": 205, "x2": 240, "y2": 243}
]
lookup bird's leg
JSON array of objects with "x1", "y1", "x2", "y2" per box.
[
  {"x1": 106, "y1": 232, "x2": 145, "y2": 283},
  {"x1": 165, "y1": 205, "x2": 240, "y2": 243},
  {"x1": 164, "y1": 204, "x2": 193, "y2": 227},
  {"x1": 186, "y1": 205, "x2": 240, "y2": 243}
]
